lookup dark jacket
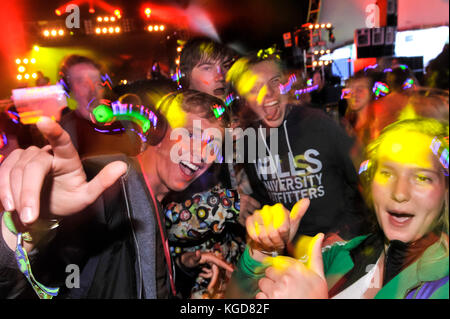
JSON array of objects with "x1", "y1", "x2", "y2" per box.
[
  {"x1": 0, "y1": 155, "x2": 172, "y2": 299},
  {"x1": 243, "y1": 106, "x2": 369, "y2": 239}
]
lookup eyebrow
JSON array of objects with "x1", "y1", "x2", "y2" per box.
[
  {"x1": 379, "y1": 162, "x2": 440, "y2": 175},
  {"x1": 271, "y1": 74, "x2": 281, "y2": 80}
]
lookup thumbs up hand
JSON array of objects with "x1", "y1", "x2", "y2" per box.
[
  {"x1": 255, "y1": 233, "x2": 328, "y2": 299},
  {"x1": 245, "y1": 198, "x2": 310, "y2": 260}
]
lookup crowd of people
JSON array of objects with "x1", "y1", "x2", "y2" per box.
[{"x1": 0, "y1": 34, "x2": 448, "y2": 300}]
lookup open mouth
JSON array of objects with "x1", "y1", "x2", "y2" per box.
[
  {"x1": 213, "y1": 87, "x2": 225, "y2": 96},
  {"x1": 179, "y1": 160, "x2": 201, "y2": 178},
  {"x1": 387, "y1": 210, "x2": 414, "y2": 225},
  {"x1": 263, "y1": 100, "x2": 280, "y2": 121}
]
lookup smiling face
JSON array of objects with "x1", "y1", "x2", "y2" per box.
[
  {"x1": 154, "y1": 111, "x2": 224, "y2": 192},
  {"x1": 371, "y1": 131, "x2": 446, "y2": 243},
  {"x1": 243, "y1": 59, "x2": 288, "y2": 128}
]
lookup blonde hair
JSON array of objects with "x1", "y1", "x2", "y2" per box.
[{"x1": 362, "y1": 117, "x2": 449, "y2": 254}]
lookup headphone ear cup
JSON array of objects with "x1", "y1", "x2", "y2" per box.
[
  {"x1": 58, "y1": 74, "x2": 70, "y2": 94},
  {"x1": 146, "y1": 110, "x2": 168, "y2": 146}
]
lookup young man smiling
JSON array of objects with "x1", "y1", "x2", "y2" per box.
[
  {"x1": 227, "y1": 51, "x2": 370, "y2": 244},
  {"x1": 0, "y1": 90, "x2": 230, "y2": 299}
]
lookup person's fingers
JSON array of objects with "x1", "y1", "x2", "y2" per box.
[
  {"x1": 0, "y1": 149, "x2": 24, "y2": 212},
  {"x1": 255, "y1": 292, "x2": 269, "y2": 299},
  {"x1": 9, "y1": 147, "x2": 42, "y2": 215},
  {"x1": 199, "y1": 267, "x2": 213, "y2": 278},
  {"x1": 288, "y1": 198, "x2": 310, "y2": 241},
  {"x1": 36, "y1": 117, "x2": 80, "y2": 167},
  {"x1": 82, "y1": 160, "x2": 128, "y2": 206},
  {"x1": 308, "y1": 233, "x2": 325, "y2": 279},
  {"x1": 246, "y1": 214, "x2": 258, "y2": 241},
  {"x1": 252, "y1": 211, "x2": 274, "y2": 249},
  {"x1": 207, "y1": 264, "x2": 219, "y2": 293},
  {"x1": 267, "y1": 226, "x2": 286, "y2": 251},
  {"x1": 247, "y1": 212, "x2": 273, "y2": 251},
  {"x1": 264, "y1": 265, "x2": 285, "y2": 281},
  {"x1": 258, "y1": 277, "x2": 275, "y2": 297},
  {"x1": 18, "y1": 150, "x2": 54, "y2": 225},
  {"x1": 200, "y1": 253, "x2": 234, "y2": 273}
]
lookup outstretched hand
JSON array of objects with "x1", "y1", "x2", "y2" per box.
[{"x1": 0, "y1": 117, "x2": 128, "y2": 226}]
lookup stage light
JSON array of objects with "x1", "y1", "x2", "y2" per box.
[
  {"x1": 175, "y1": 59, "x2": 180, "y2": 65},
  {"x1": 177, "y1": 46, "x2": 182, "y2": 52},
  {"x1": 315, "y1": 24, "x2": 320, "y2": 29},
  {"x1": 318, "y1": 61, "x2": 324, "y2": 66},
  {"x1": 326, "y1": 23, "x2": 332, "y2": 29},
  {"x1": 108, "y1": 27, "x2": 114, "y2": 33},
  {"x1": 55, "y1": 9, "x2": 61, "y2": 16},
  {"x1": 145, "y1": 8, "x2": 151, "y2": 17},
  {"x1": 95, "y1": 27, "x2": 101, "y2": 34},
  {"x1": 31, "y1": 58, "x2": 36, "y2": 64},
  {"x1": 43, "y1": 30, "x2": 50, "y2": 37},
  {"x1": 111, "y1": 17, "x2": 116, "y2": 22},
  {"x1": 51, "y1": 30, "x2": 57, "y2": 36},
  {"x1": 102, "y1": 27, "x2": 107, "y2": 34},
  {"x1": 314, "y1": 50, "x2": 319, "y2": 55},
  {"x1": 115, "y1": 26, "x2": 121, "y2": 33},
  {"x1": 326, "y1": 49, "x2": 331, "y2": 54},
  {"x1": 312, "y1": 61, "x2": 318, "y2": 67},
  {"x1": 15, "y1": 58, "x2": 21, "y2": 64},
  {"x1": 89, "y1": 8, "x2": 95, "y2": 14},
  {"x1": 320, "y1": 50, "x2": 325, "y2": 55},
  {"x1": 18, "y1": 66, "x2": 25, "y2": 72},
  {"x1": 309, "y1": 25, "x2": 314, "y2": 29},
  {"x1": 33, "y1": 45, "x2": 39, "y2": 52},
  {"x1": 24, "y1": 74, "x2": 30, "y2": 79},
  {"x1": 23, "y1": 58, "x2": 28, "y2": 64},
  {"x1": 324, "y1": 61, "x2": 329, "y2": 66},
  {"x1": 58, "y1": 29, "x2": 64, "y2": 36},
  {"x1": 154, "y1": 25, "x2": 159, "y2": 31},
  {"x1": 321, "y1": 24, "x2": 326, "y2": 28},
  {"x1": 104, "y1": 17, "x2": 109, "y2": 22},
  {"x1": 114, "y1": 9, "x2": 121, "y2": 17},
  {"x1": 32, "y1": 73, "x2": 37, "y2": 79},
  {"x1": 17, "y1": 74, "x2": 22, "y2": 80},
  {"x1": 148, "y1": 25, "x2": 153, "y2": 31},
  {"x1": 97, "y1": 17, "x2": 102, "y2": 22},
  {"x1": 160, "y1": 25, "x2": 165, "y2": 31}
]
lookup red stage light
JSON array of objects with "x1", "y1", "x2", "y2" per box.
[
  {"x1": 89, "y1": 8, "x2": 95, "y2": 13},
  {"x1": 55, "y1": 9, "x2": 62, "y2": 16}
]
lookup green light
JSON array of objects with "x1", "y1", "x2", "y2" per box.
[{"x1": 93, "y1": 104, "x2": 114, "y2": 123}]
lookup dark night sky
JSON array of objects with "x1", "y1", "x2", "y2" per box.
[{"x1": 0, "y1": 0, "x2": 310, "y2": 97}]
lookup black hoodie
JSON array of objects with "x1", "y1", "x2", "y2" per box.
[{"x1": 243, "y1": 105, "x2": 369, "y2": 240}]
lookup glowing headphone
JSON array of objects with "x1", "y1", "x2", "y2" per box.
[
  {"x1": 91, "y1": 99, "x2": 168, "y2": 146},
  {"x1": 372, "y1": 81, "x2": 390, "y2": 99}
]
